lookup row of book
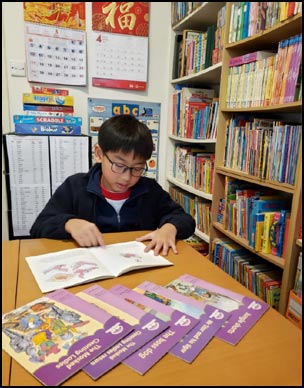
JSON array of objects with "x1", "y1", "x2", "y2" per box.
[
  {"x1": 171, "y1": 3, "x2": 203, "y2": 26},
  {"x1": 173, "y1": 145, "x2": 215, "y2": 195},
  {"x1": 217, "y1": 177, "x2": 291, "y2": 258},
  {"x1": 172, "y1": 85, "x2": 218, "y2": 140},
  {"x1": 172, "y1": 4, "x2": 226, "y2": 79},
  {"x1": 13, "y1": 86, "x2": 83, "y2": 136},
  {"x1": 212, "y1": 237, "x2": 282, "y2": 310},
  {"x1": 223, "y1": 116, "x2": 302, "y2": 185},
  {"x1": 227, "y1": 39, "x2": 302, "y2": 109},
  {"x1": 169, "y1": 184, "x2": 212, "y2": 238},
  {"x1": 2, "y1": 272, "x2": 269, "y2": 386},
  {"x1": 229, "y1": 2, "x2": 302, "y2": 43}
]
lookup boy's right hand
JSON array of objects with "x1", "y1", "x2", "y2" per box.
[{"x1": 65, "y1": 219, "x2": 105, "y2": 247}]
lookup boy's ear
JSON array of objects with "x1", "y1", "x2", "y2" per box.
[{"x1": 94, "y1": 144, "x2": 103, "y2": 163}]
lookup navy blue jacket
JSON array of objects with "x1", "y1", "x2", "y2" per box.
[{"x1": 30, "y1": 163, "x2": 195, "y2": 240}]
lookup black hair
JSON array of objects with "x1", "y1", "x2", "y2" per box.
[{"x1": 98, "y1": 114, "x2": 153, "y2": 160}]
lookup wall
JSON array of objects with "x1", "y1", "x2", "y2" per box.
[{"x1": 2, "y1": 2, "x2": 172, "y2": 240}]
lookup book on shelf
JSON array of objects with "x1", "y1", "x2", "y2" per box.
[
  {"x1": 133, "y1": 280, "x2": 230, "y2": 363},
  {"x1": 228, "y1": 50, "x2": 276, "y2": 67},
  {"x1": 165, "y1": 273, "x2": 269, "y2": 345},
  {"x1": 25, "y1": 241, "x2": 173, "y2": 293},
  {"x1": 261, "y1": 212, "x2": 276, "y2": 254},
  {"x1": 109, "y1": 284, "x2": 199, "y2": 375},
  {"x1": 269, "y1": 210, "x2": 290, "y2": 257},
  {"x1": 76, "y1": 285, "x2": 169, "y2": 379},
  {"x1": 282, "y1": 213, "x2": 291, "y2": 259},
  {"x1": 2, "y1": 288, "x2": 133, "y2": 386},
  {"x1": 294, "y1": 252, "x2": 302, "y2": 298}
]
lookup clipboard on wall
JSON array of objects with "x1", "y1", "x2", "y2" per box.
[{"x1": 3, "y1": 133, "x2": 92, "y2": 239}]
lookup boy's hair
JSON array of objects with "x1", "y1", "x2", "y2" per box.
[{"x1": 98, "y1": 114, "x2": 153, "y2": 160}]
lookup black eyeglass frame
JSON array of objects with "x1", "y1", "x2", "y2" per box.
[{"x1": 104, "y1": 153, "x2": 148, "y2": 177}]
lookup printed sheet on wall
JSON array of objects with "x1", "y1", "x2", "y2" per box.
[
  {"x1": 91, "y1": 2, "x2": 149, "y2": 90},
  {"x1": 88, "y1": 98, "x2": 160, "y2": 180},
  {"x1": 23, "y1": 2, "x2": 87, "y2": 85}
]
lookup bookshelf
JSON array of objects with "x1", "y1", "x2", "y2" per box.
[
  {"x1": 167, "y1": 2, "x2": 226, "y2": 244},
  {"x1": 210, "y1": 3, "x2": 302, "y2": 315}
]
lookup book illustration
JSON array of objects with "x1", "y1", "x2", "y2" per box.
[
  {"x1": 134, "y1": 281, "x2": 230, "y2": 363},
  {"x1": 76, "y1": 285, "x2": 169, "y2": 379},
  {"x1": 2, "y1": 289, "x2": 133, "y2": 386},
  {"x1": 166, "y1": 274, "x2": 269, "y2": 345},
  {"x1": 109, "y1": 284, "x2": 199, "y2": 375},
  {"x1": 26, "y1": 241, "x2": 173, "y2": 293}
]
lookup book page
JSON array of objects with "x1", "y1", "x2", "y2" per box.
[
  {"x1": 89, "y1": 241, "x2": 173, "y2": 277},
  {"x1": 26, "y1": 248, "x2": 113, "y2": 293}
]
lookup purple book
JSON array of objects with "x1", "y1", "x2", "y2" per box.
[
  {"x1": 134, "y1": 280, "x2": 231, "y2": 363},
  {"x1": 110, "y1": 284, "x2": 199, "y2": 375},
  {"x1": 2, "y1": 288, "x2": 133, "y2": 386},
  {"x1": 76, "y1": 285, "x2": 169, "y2": 379},
  {"x1": 165, "y1": 274, "x2": 269, "y2": 345}
]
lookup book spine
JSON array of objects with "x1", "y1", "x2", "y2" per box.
[{"x1": 22, "y1": 93, "x2": 74, "y2": 106}]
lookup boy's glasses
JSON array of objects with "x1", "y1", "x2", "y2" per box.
[{"x1": 104, "y1": 153, "x2": 148, "y2": 177}]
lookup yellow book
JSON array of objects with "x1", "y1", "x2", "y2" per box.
[
  {"x1": 261, "y1": 212, "x2": 275, "y2": 254},
  {"x1": 255, "y1": 213, "x2": 265, "y2": 252},
  {"x1": 23, "y1": 93, "x2": 74, "y2": 106}
]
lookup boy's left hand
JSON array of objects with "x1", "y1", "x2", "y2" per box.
[{"x1": 136, "y1": 224, "x2": 178, "y2": 256}]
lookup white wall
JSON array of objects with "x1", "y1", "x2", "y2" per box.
[{"x1": 2, "y1": 2, "x2": 172, "y2": 240}]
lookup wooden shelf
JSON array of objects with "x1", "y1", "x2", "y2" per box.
[{"x1": 167, "y1": 176, "x2": 213, "y2": 201}]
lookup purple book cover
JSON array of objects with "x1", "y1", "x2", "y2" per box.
[
  {"x1": 110, "y1": 284, "x2": 199, "y2": 375},
  {"x1": 76, "y1": 285, "x2": 169, "y2": 379},
  {"x1": 134, "y1": 281, "x2": 230, "y2": 363},
  {"x1": 2, "y1": 288, "x2": 132, "y2": 386},
  {"x1": 166, "y1": 274, "x2": 269, "y2": 345}
]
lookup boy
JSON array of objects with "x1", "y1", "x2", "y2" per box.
[{"x1": 30, "y1": 114, "x2": 195, "y2": 255}]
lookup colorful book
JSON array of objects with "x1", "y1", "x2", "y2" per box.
[
  {"x1": 25, "y1": 241, "x2": 173, "y2": 293},
  {"x1": 229, "y1": 50, "x2": 275, "y2": 67},
  {"x1": 23, "y1": 104, "x2": 74, "y2": 113},
  {"x1": 109, "y1": 284, "x2": 199, "y2": 375},
  {"x1": 76, "y1": 285, "x2": 169, "y2": 379},
  {"x1": 133, "y1": 280, "x2": 230, "y2": 363},
  {"x1": 13, "y1": 115, "x2": 82, "y2": 125},
  {"x1": 2, "y1": 288, "x2": 133, "y2": 386},
  {"x1": 270, "y1": 210, "x2": 289, "y2": 257},
  {"x1": 15, "y1": 123, "x2": 81, "y2": 136},
  {"x1": 22, "y1": 93, "x2": 74, "y2": 106},
  {"x1": 165, "y1": 274, "x2": 269, "y2": 345},
  {"x1": 31, "y1": 86, "x2": 69, "y2": 95}
]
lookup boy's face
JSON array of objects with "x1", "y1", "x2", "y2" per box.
[{"x1": 94, "y1": 145, "x2": 146, "y2": 192}]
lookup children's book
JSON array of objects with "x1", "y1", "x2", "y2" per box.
[
  {"x1": 165, "y1": 274, "x2": 269, "y2": 345},
  {"x1": 2, "y1": 288, "x2": 133, "y2": 386},
  {"x1": 76, "y1": 285, "x2": 169, "y2": 379},
  {"x1": 133, "y1": 280, "x2": 230, "y2": 363},
  {"x1": 25, "y1": 241, "x2": 173, "y2": 293},
  {"x1": 109, "y1": 284, "x2": 199, "y2": 375}
]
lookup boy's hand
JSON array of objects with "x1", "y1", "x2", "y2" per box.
[
  {"x1": 136, "y1": 223, "x2": 178, "y2": 256},
  {"x1": 65, "y1": 219, "x2": 105, "y2": 247}
]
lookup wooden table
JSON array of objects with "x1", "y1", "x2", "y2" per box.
[
  {"x1": 2, "y1": 240, "x2": 20, "y2": 386},
  {"x1": 3, "y1": 232, "x2": 302, "y2": 386}
]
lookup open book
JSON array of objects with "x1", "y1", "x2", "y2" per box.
[{"x1": 25, "y1": 241, "x2": 173, "y2": 293}]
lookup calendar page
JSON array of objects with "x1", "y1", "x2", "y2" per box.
[
  {"x1": 25, "y1": 22, "x2": 87, "y2": 85},
  {"x1": 91, "y1": 2, "x2": 149, "y2": 90},
  {"x1": 92, "y1": 31, "x2": 148, "y2": 90}
]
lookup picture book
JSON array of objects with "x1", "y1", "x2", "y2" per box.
[
  {"x1": 25, "y1": 241, "x2": 173, "y2": 293},
  {"x1": 165, "y1": 274, "x2": 269, "y2": 345},
  {"x1": 109, "y1": 284, "x2": 199, "y2": 375},
  {"x1": 76, "y1": 285, "x2": 169, "y2": 379},
  {"x1": 2, "y1": 288, "x2": 133, "y2": 386},
  {"x1": 133, "y1": 280, "x2": 230, "y2": 363}
]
